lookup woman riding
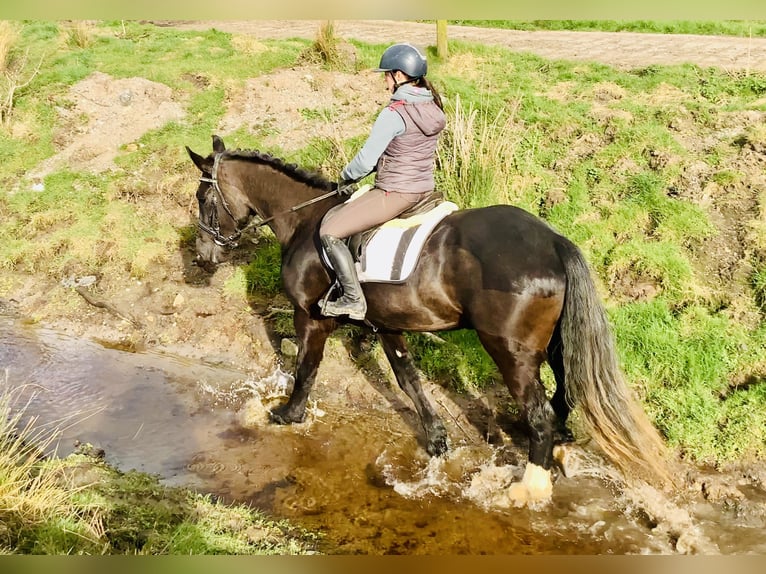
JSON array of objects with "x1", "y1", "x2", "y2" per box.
[{"x1": 319, "y1": 42, "x2": 446, "y2": 321}]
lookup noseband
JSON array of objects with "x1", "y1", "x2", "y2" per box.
[
  {"x1": 197, "y1": 152, "x2": 342, "y2": 248},
  {"x1": 197, "y1": 153, "x2": 243, "y2": 248}
]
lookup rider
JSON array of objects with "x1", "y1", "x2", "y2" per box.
[{"x1": 319, "y1": 42, "x2": 446, "y2": 320}]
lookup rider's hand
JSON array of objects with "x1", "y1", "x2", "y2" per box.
[{"x1": 337, "y1": 178, "x2": 357, "y2": 197}]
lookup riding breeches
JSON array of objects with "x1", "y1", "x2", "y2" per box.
[{"x1": 319, "y1": 187, "x2": 430, "y2": 239}]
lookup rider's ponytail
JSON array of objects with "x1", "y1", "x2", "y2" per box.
[{"x1": 415, "y1": 77, "x2": 444, "y2": 111}]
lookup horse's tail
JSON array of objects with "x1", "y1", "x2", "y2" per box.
[{"x1": 554, "y1": 237, "x2": 674, "y2": 489}]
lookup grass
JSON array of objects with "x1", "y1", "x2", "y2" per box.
[
  {"x1": 298, "y1": 20, "x2": 350, "y2": 71},
  {"x1": 0, "y1": 21, "x2": 765, "y2": 543},
  {"x1": 406, "y1": 331, "x2": 500, "y2": 392},
  {"x1": 0, "y1": 21, "x2": 19, "y2": 74},
  {"x1": 612, "y1": 301, "x2": 766, "y2": 462},
  {"x1": 0, "y1": 383, "x2": 320, "y2": 554},
  {"x1": 436, "y1": 93, "x2": 524, "y2": 208},
  {"x1": 0, "y1": 386, "x2": 82, "y2": 547}
]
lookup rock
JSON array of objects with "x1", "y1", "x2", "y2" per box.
[
  {"x1": 77, "y1": 275, "x2": 97, "y2": 287},
  {"x1": 280, "y1": 338, "x2": 299, "y2": 357},
  {"x1": 172, "y1": 292, "x2": 185, "y2": 308}
]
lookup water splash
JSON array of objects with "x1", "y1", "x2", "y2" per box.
[
  {"x1": 376, "y1": 445, "x2": 493, "y2": 500},
  {"x1": 619, "y1": 482, "x2": 721, "y2": 554},
  {"x1": 197, "y1": 365, "x2": 294, "y2": 406},
  {"x1": 196, "y1": 366, "x2": 325, "y2": 428},
  {"x1": 374, "y1": 439, "x2": 731, "y2": 553},
  {"x1": 464, "y1": 461, "x2": 528, "y2": 509}
]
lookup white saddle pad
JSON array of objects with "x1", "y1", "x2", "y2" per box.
[{"x1": 356, "y1": 200, "x2": 458, "y2": 283}]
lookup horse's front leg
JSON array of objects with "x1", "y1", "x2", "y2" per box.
[
  {"x1": 270, "y1": 309, "x2": 335, "y2": 424},
  {"x1": 377, "y1": 332, "x2": 449, "y2": 456}
]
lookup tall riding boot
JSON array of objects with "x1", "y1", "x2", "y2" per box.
[{"x1": 320, "y1": 235, "x2": 367, "y2": 320}]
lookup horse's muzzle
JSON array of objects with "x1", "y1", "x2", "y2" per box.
[{"x1": 195, "y1": 236, "x2": 229, "y2": 269}]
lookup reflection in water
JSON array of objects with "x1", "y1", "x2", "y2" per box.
[
  {"x1": 0, "y1": 315, "x2": 241, "y2": 484},
  {"x1": 1, "y1": 315, "x2": 765, "y2": 554}
]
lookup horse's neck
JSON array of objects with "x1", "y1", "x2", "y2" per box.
[{"x1": 242, "y1": 167, "x2": 331, "y2": 246}]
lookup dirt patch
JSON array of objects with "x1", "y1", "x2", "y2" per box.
[
  {"x1": 28, "y1": 71, "x2": 186, "y2": 180},
  {"x1": 217, "y1": 66, "x2": 387, "y2": 153}
]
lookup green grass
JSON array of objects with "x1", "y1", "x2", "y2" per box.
[
  {"x1": 612, "y1": 300, "x2": 766, "y2": 462},
  {"x1": 226, "y1": 236, "x2": 283, "y2": 299},
  {"x1": 1, "y1": 170, "x2": 180, "y2": 279},
  {"x1": 407, "y1": 331, "x2": 500, "y2": 392}
]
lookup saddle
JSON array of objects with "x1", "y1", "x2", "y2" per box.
[
  {"x1": 347, "y1": 189, "x2": 445, "y2": 258},
  {"x1": 326, "y1": 186, "x2": 458, "y2": 284}
]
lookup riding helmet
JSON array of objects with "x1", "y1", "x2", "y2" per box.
[{"x1": 373, "y1": 43, "x2": 428, "y2": 78}]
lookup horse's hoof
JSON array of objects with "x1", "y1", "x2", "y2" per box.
[
  {"x1": 426, "y1": 429, "x2": 449, "y2": 457},
  {"x1": 269, "y1": 407, "x2": 304, "y2": 425},
  {"x1": 553, "y1": 426, "x2": 575, "y2": 444},
  {"x1": 552, "y1": 444, "x2": 578, "y2": 478},
  {"x1": 507, "y1": 463, "x2": 553, "y2": 507}
]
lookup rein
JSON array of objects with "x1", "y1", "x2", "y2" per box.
[{"x1": 198, "y1": 152, "x2": 339, "y2": 248}]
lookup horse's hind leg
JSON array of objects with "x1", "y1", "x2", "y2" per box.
[
  {"x1": 547, "y1": 327, "x2": 575, "y2": 443},
  {"x1": 377, "y1": 332, "x2": 449, "y2": 456},
  {"x1": 270, "y1": 310, "x2": 335, "y2": 424},
  {"x1": 477, "y1": 331, "x2": 557, "y2": 503}
]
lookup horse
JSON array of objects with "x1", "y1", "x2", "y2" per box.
[{"x1": 186, "y1": 135, "x2": 673, "y2": 503}]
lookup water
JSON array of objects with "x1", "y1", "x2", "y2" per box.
[{"x1": 1, "y1": 314, "x2": 764, "y2": 554}]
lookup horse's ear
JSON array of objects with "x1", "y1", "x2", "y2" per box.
[
  {"x1": 186, "y1": 146, "x2": 209, "y2": 172},
  {"x1": 212, "y1": 135, "x2": 226, "y2": 153}
]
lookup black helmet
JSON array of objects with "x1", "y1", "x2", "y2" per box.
[{"x1": 373, "y1": 43, "x2": 427, "y2": 78}]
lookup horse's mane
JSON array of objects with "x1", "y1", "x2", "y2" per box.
[{"x1": 225, "y1": 148, "x2": 334, "y2": 191}]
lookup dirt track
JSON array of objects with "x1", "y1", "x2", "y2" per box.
[{"x1": 167, "y1": 20, "x2": 766, "y2": 72}]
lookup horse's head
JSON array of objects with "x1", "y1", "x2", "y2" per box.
[
  {"x1": 188, "y1": 135, "x2": 343, "y2": 273},
  {"x1": 186, "y1": 135, "x2": 239, "y2": 270}
]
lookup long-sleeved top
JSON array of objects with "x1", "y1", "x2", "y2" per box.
[{"x1": 340, "y1": 84, "x2": 446, "y2": 194}]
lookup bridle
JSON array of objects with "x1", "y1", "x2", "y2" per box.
[
  {"x1": 197, "y1": 153, "x2": 243, "y2": 248},
  {"x1": 197, "y1": 152, "x2": 340, "y2": 248}
]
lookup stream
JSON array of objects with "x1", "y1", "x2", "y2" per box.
[{"x1": 1, "y1": 314, "x2": 765, "y2": 555}]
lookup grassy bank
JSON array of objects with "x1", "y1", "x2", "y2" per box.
[
  {"x1": 0, "y1": 384, "x2": 319, "y2": 554},
  {"x1": 0, "y1": 19, "x2": 765, "y2": 494}
]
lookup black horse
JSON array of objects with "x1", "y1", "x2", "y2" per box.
[{"x1": 186, "y1": 135, "x2": 672, "y2": 503}]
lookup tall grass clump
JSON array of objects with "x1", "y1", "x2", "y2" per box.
[
  {"x1": 0, "y1": 21, "x2": 18, "y2": 74},
  {"x1": 63, "y1": 21, "x2": 94, "y2": 49},
  {"x1": 298, "y1": 20, "x2": 352, "y2": 72},
  {"x1": 437, "y1": 94, "x2": 524, "y2": 208},
  {"x1": 0, "y1": 379, "x2": 103, "y2": 552}
]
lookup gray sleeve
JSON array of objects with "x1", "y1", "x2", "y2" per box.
[{"x1": 340, "y1": 107, "x2": 405, "y2": 182}]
